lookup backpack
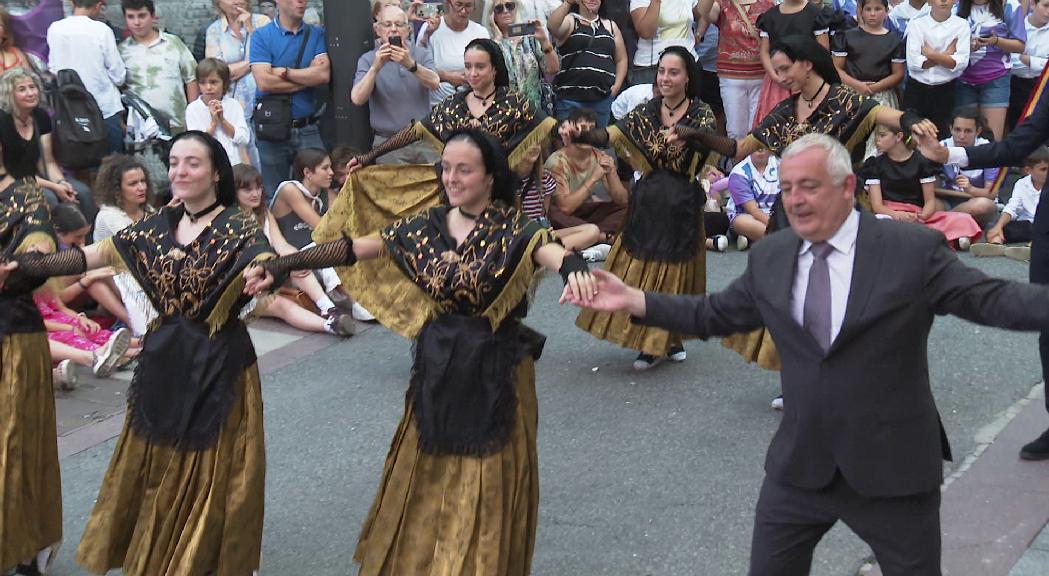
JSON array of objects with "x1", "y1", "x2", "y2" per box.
[{"x1": 51, "y1": 69, "x2": 109, "y2": 170}]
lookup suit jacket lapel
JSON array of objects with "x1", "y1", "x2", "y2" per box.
[{"x1": 830, "y1": 212, "x2": 883, "y2": 353}]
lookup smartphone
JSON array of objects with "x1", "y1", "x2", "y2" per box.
[
  {"x1": 507, "y1": 22, "x2": 537, "y2": 37},
  {"x1": 389, "y1": 35, "x2": 402, "y2": 47}
]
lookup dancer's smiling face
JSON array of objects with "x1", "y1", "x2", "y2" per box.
[
  {"x1": 169, "y1": 138, "x2": 221, "y2": 204},
  {"x1": 440, "y1": 138, "x2": 494, "y2": 211}
]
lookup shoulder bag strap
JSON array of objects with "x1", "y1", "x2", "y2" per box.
[{"x1": 293, "y1": 24, "x2": 312, "y2": 70}]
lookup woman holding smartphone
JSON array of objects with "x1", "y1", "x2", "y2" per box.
[{"x1": 484, "y1": 0, "x2": 560, "y2": 113}]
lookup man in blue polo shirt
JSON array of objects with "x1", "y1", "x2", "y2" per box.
[{"x1": 250, "y1": 0, "x2": 330, "y2": 199}]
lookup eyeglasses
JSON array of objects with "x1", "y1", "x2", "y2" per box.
[
  {"x1": 449, "y1": 1, "x2": 474, "y2": 12},
  {"x1": 377, "y1": 21, "x2": 410, "y2": 28},
  {"x1": 494, "y1": 2, "x2": 516, "y2": 13}
]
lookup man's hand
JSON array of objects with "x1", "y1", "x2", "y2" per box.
[
  {"x1": 560, "y1": 268, "x2": 646, "y2": 317},
  {"x1": 916, "y1": 132, "x2": 949, "y2": 164},
  {"x1": 373, "y1": 44, "x2": 393, "y2": 69},
  {"x1": 310, "y1": 53, "x2": 330, "y2": 69},
  {"x1": 388, "y1": 44, "x2": 413, "y2": 67},
  {"x1": 448, "y1": 69, "x2": 467, "y2": 86}
]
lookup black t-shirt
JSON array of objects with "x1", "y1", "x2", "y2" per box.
[
  {"x1": 861, "y1": 152, "x2": 943, "y2": 206},
  {"x1": 831, "y1": 27, "x2": 905, "y2": 83},
  {"x1": 756, "y1": 2, "x2": 828, "y2": 44},
  {"x1": 0, "y1": 108, "x2": 50, "y2": 180}
]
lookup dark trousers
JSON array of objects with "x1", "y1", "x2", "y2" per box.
[
  {"x1": 549, "y1": 201, "x2": 626, "y2": 240},
  {"x1": 1032, "y1": 232, "x2": 1049, "y2": 414},
  {"x1": 1007, "y1": 76, "x2": 1038, "y2": 132},
  {"x1": 904, "y1": 79, "x2": 956, "y2": 137},
  {"x1": 1004, "y1": 220, "x2": 1033, "y2": 244},
  {"x1": 750, "y1": 474, "x2": 942, "y2": 576},
  {"x1": 705, "y1": 211, "x2": 729, "y2": 238}
]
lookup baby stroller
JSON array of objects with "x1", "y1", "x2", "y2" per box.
[{"x1": 122, "y1": 90, "x2": 174, "y2": 201}]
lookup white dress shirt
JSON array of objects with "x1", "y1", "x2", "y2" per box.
[
  {"x1": 47, "y1": 15, "x2": 126, "y2": 119},
  {"x1": 889, "y1": 1, "x2": 930, "y2": 37},
  {"x1": 791, "y1": 210, "x2": 860, "y2": 346},
  {"x1": 1002, "y1": 174, "x2": 1041, "y2": 222},
  {"x1": 906, "y1": 14, "x2": 971, "y2": 85},
  {"x1": 611, "y1": 83, "x2": 654, "y2": 120},
  {"x1": 185, "y1": 96, "x2": 250, "y2": 166},
  {"x1": 1012, "y1": 17, "x2": 1049, "y2": 79}
]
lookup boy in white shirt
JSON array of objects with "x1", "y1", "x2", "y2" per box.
[
  {"x1": 903, "y1": 0, "x2": 970, "y2": 134},
  {"x1": 1007, "y1": 0, "x2": 1049, "y2": 129},
  {"x1": 972, "y1": 146, "x2": 1049, "y2": 258},
  {"x1": 185, "y1": 58, "x2": 251, "y2": 166}
]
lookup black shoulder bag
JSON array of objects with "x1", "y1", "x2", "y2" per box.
[{"x1": 254, "y1": 24, "x2": 311, "y2": 142}]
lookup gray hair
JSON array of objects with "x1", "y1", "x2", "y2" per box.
[
  {"x1": 0, "y1": 69, "x2": 43, "y2": 115},
  {"x1": 781, "y1": 133, "x2": 853, "y2": 186}
]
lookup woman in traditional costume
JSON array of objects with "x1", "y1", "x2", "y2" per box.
[
  {"x1": 245, "y1": 128, "x2": 596, "y2": 576},
  {"x1": 0, "y1": 109, "x2": 63, "y2": 576},
  {"x1": 673, "y1": 35, "x2": 937, "y2": 390},
  {"x1": 566, "y1": 46, "x2": 721, "y2": 371},
  {"x1": 7, "y1": 130, "x2": 276, "y2": 575}
]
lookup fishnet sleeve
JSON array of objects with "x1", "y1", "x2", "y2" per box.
[
  {"x1": 674, "y1": 126, "x2": 737, "y2": 158},
  {"x1": 574, "y1": 128, "x2": 610, "y2": 148},
  {"x1": 3, "y1": 246, "x2": 87, "y2": 295},
  {"x1": 260, "y1": 237, "x2": 356, "y2": 285},
  {"x1": 357, "y1": 125, "x2": 422, "y2": 167}
]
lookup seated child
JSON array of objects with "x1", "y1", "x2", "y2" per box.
[
  {"x1": 937, "y1": 108, "x2": 999, "y2": 227},
  {"x1": 725, "y1": 149, "x2": 780, "y2": 251},
  {"x1": 50, "y1": 204, "x2": 130, "y2": 328},
  {"x1": 863, "y1": 124, "x2": 982, "y2": 249},
  {"x1": 35, "y1": 287, "x2": 132, "y2": 379},
  {"x1": 972, "y1": 146, "x2": 1049, "y2": 258}
]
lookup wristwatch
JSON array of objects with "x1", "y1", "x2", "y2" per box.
[{"x1": 409, "y1": 61, "x2": 419, "y2": 73}]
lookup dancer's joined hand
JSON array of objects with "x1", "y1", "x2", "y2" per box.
[
  {"x1": 561, "y1": 270, "x2": 597, "y2": 307},
  {"x1": 560, "y1": 268, "x2": 645, "y2": 316},
  {"x1": 243, "y1": 264, "x2": 275, "y2": 296}
]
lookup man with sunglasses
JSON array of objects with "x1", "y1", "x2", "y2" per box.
[
  {"x1": 353, "y1": 4, "x2": 441, "y2": 164},
  {"x1": 418, "y1": 0, "x2": 490, "y2": 106}
]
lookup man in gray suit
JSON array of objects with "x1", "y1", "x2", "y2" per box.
[{"x1": 564, "y1": 133, "x2": 1049, "y2": 575}]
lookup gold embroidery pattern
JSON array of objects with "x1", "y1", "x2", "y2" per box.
[
  {"x1": 427, "y1": 89, "x2": 537, "y2": 151},
  {"x1": 620, "y1": 99, "x2": 716, "y2": 174},
  {"x1": 116, "y1": 209, "x2": 264, "y2": 319},
  {"x1": 754, "y1": 84, "x2": 879, "y2": 156},
  {"x1": 382, "y1": 206, "x2": 538, "y2": 316},
  {"x1": 0, "y1": 179, "x2": 50, "y2": 248}
]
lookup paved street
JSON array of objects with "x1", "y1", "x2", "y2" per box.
[{"x1": 46, "y1": 249, "x2": 1049, "y2": 575}]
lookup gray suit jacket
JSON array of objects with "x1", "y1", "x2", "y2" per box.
[{"x1": 641, "y1": 212, "x2": 1049, "y2": 497}]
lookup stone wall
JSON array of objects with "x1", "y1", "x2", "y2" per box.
[{"x1": 5, "y1": 0, "x2": 326, "y2": 50}]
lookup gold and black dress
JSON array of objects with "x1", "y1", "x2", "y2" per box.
[
  {"x1": 319, "y1": 88, "x2": 557, "y2": 308},
  {"x1": 75, "y1": 206, "x2": 275, "y2": 576},
  {"x1": 724, "y1": 83, "x2": 880, "y2": 369},
  {"x1": 0, "y1": 179, "x2": 61, "y2": 574},
  {"x1": 332, "y1": 204, "x2": 553, "y2": 575},
  {"x1": 576, "y1": 97, "x2": 720, "y2": 356}
]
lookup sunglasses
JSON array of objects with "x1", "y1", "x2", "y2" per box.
[{"x1": 494, "y1": 1, "x2": 516, "y2": 13}]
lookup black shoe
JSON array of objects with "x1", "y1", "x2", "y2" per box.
[
  {"x1": 327, "y1": 288, "x2": 354, "y2": 313},
  {"x1": 1020, "y1": 428, "x2": 1049, "y2": 461},
  {"x1": 14, "y1": 562, "x2": 41, "y2": 576}
]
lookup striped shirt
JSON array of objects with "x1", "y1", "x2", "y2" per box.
[
  {"x1": 554, "y1": 15, "x2": 618, "y2": 102},
  {"x1": 520, "y1": 171, "x2": 557, "y2": 221}
]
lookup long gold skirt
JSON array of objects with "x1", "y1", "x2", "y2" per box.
[
  {"x1": 576, "y1": 239, "x2": 706, "y2": 356},
  {"x1": 0, "y1": 332, "x2": 62, "y2": 572},
  {"x1": 76, "y1": 365, "x2": 266, "y2": 576},
  {"x1": 722, "y1": 328, "x2": 781, "y2": 371},
  {"x1": 354, "y1": 358, "x2": 540, "y2": 576}
]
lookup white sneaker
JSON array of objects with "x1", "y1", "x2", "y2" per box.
[
  {"x1": 957, "y1": 236, "x2": 971, "y2": 251},
  {"x1": 667, "y1": 345, "x2": 687, "y2": 362},
  {"x1": 92, "y1": 328, "x2": 130, "y2": 378},
  {"x1": 711, "y1": 235, "x2": 728, "y2": 252},
  {"x1": 581, "y1": 243, "x2": 612, "y2": 262},
  {"x1": 351, "y1": 301, "x2": 376, "y2": 322},
  {"x1": 737, "y1": 235, "x2": 750, "y2": 251},
  {"x1": 53, "y1": 360, "x2": 77, "y2": 391},
  {"x1": 632, "y1": 352, "x2": 662, "y2": 371},
  {"x1": 770, "y1": 395, "x2": 784, "y2": 411}
]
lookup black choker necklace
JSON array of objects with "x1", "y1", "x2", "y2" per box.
[
  {"x1": 663, "y1": 96, "x2": 689, "y2": 118},
  {"x1": 186, "y1": 199, "x2": 222, "y2": 223},
  {"x1": 471, "y1": 87, "x2": 498, "y2": 106},
  {"x1": 458, "y1": 207, "x2": 479, "y2": 219},
  {"x1": 801, "y1": 80, "x2": 827, "y2": 107}
]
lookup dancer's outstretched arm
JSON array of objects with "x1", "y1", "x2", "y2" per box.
[
  {"x1": 243, "y1": 236, "x2": 383, "y2": 296},
  {"x1": 2, "y1": 245, "x2": 97, "y2": 294},
  {"x1": 534, "y1": 242, "x2": 596, "y2": 308}
]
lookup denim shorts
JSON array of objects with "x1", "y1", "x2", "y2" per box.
[{"x1": 956, "y1": 74, "x2": 1011, "y2": 109}]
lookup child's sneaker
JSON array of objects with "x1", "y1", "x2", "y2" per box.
[
  {"x1": 737, "y1": 235, "x2": 750, "y2": 251},
  {"x1": 970, "y1": 242, "x2": 1005, "y2": 257},
  {"x1": 92, "y1": 328, "x2": 130, "y2": 378},
  {"x1": 1005, "y1": 245, "x2": 1031, "y2": 262},
  {"x1": 709, "y1": 235, "x2": 728, "y2": 253},
  {"x1": 53, "y1": 359, "x2": 77, "y2": 391},
  {"x1": 956, "y1": 236, "x2": 972, "y2": 251}
]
